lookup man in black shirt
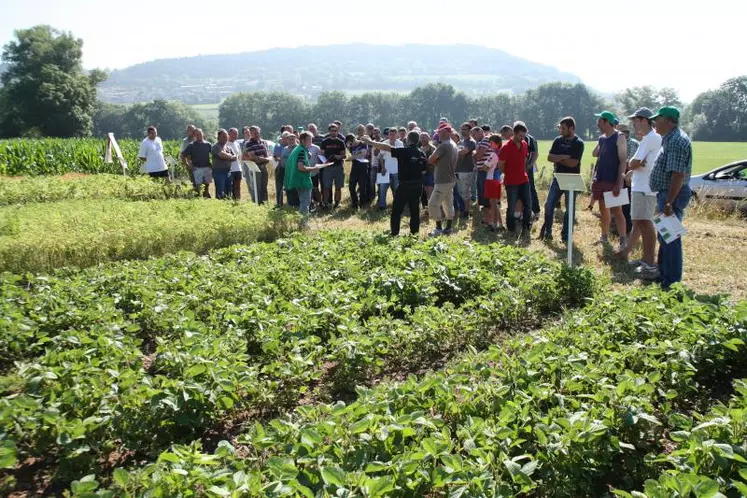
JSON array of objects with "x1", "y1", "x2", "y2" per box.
[
  {"x1": 539, "y1": 116, "x2": 585, "y2": 242},
  {"x1": 365, "y1": 131, "x2": 427, "y2": 235},
  {"x1": 319, "y1": 123, "x2": 346, "y2": 209}
]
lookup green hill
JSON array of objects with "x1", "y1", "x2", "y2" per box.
[{"x1": 98, "y1": 44, "x2": 581, "y2": 104}]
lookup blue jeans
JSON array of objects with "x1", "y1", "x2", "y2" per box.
[
  {"x1": 527, "y1": 166, "x2": 541, "y2": 215},
  {"x1": 656, "y1": 185, "x2": 691, "y2": 289},
  {"x1": 453, "y1": 185, "x2": 465, "y2": 213},
  {"x1": 377, "y1": 173, "x2": 399, "y2": 207},
  {"x1": 506, "y1": 183, "x2": 532, "y2": 232},
  {"x1": 213, "y1": 170, "x2": 230, "y2": 199},
  {"x1": 298, "y1": 187, "x2": 312, "y2": 215},
  {"x1": 275, "y1": 166, "x2": 285, "y2": 206},
  {"x1": 543, "y1": 178, "x2": 576, "y2": 239}
]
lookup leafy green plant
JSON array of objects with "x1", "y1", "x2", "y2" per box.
[
  {"x1": 75, "y1": 287, "x2": 746, "y2": 497},
  {"x1": 0, "y1": 232, "x2": 594, "y2": 492}
]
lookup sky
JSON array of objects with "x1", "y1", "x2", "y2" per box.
[{"x1": 0, "y1": 0, "x2": 744, "y2": 101}]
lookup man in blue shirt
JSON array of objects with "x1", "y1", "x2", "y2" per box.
[{"x1": 648, "y1": 106, "x2": 692, "y2": 289}]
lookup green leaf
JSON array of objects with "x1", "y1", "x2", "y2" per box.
[
  {"x1": 320, "y1": 466, "x2": 346, "y2": 487},
  {"x1": 365, "y1": 476, "x2": 395, "y2": 497},
  {"x1": 112, "y1": 468, "x2": 129, "y2": 486},
  {"x1": 158, "y1": 452, "x2": 181, "y2": 464},
  {"x1": 268, "y1": 457, "x2": 298, "y2": 481},
  {"x1": 0, "y1": 440, "x2": 18, "y2": 469}
]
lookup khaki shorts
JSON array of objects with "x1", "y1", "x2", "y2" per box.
[
  {"x1": 631, "y1": 191, "x2": 656, "y2": 220},
  {"x1": 193, "y1": 167, "x2": 213, "y2": 185}
]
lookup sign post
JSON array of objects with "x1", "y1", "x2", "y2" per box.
[
  {"x1": 242, "y1": 161, "x2": 262, "y2": 205},
  {"x1": 554, "y1": 173, "x2": 587, "y2": 267},
  {"x1": 105, "y1": 133, "x2": 128, "y2": 175}
]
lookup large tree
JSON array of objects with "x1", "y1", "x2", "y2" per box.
[
  {"x1": 614, "y1": 85, "x2": 682, "y2": 117},
  {"x1": 686, "y1": 76, "x2": 747, "y2": 141},
  {"x1": 0, "y1": 25, "x2": 105, "y2": 138},
  {"x1": 220, "y1": 92, "x2": 309, "y2": 137}
]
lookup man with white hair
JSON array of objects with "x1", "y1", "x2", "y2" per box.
[{"x1": 407, "y1": 121, "x2": 418, "y2": 132}]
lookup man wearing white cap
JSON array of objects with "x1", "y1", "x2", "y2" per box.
[{"x1": 614, "y1": 108, "x2": 662, "y2": 278}]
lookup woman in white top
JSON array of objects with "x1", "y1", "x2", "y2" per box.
[{"x1": 138, "y1": 126, "x2": 169, "y2": 181}]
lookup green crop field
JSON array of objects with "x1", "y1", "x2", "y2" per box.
[{"x1": 0, "y1": 137, "x2": 746, "y2": 497}]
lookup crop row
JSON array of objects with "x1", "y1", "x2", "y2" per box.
[
  {"x1": 0, "y1": 199, "x2": 298, "y2": 273},
  {"x1": 0, "y1": 232, "x2": 594, "y2": 493},
  {"x1": 0, "y1": 174, "x2": 198, "y2": 206},
  {"x1": 0, "y1": 138, "x2": 184, "y2": 177},
  {"x1": 62, "y1": 286, "x2": 747, "y2": 498}
]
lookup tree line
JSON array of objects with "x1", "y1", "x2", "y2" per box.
[{"x1": 2, "y1": 25, "x2": 747, "y2": 142}]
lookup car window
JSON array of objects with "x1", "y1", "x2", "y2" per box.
[
  {"x1": 713, "y1": 164, "x2": 743, "y2": 180},
  {"x1": 737, "y1": 167, "x2": 747, "y2": 181}
]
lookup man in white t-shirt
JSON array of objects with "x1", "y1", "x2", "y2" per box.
[
  {"x1": 614, "y1": 107, "x2": 662, "y2": 278},
  {"x1": 138, "y1": 126, "x2": 169, "y2": 181},
  {"x1": 376, "y1": 127, "x2": 403, "y2": 208},
  {"x1": 227, "y1": 128, "x2": 243, "y2": 199}
]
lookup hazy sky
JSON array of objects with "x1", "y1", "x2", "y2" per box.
[{"x1": 0, "y1": 0, "x2": 744, "y2": 101}]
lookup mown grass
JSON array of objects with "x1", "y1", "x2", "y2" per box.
[{"x1": 536, "y1": 140, "x2": 747, "y2": 176}]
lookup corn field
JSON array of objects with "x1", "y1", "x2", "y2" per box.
[{"x1": 0, "y1": 138, "x2": 184, "y2": 176}]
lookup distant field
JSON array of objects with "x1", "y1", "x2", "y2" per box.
[
  {"x1": 537, "y1": 140, "x2": 747, "y2": 176},
  {"x1": 191, "y1": 102, "x2": 220, "y2": 120}
]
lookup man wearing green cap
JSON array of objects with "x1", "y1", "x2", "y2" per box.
[
  {"x1": 648, "y1": 106, "x2": 692, "y2": 289},
  {"x1": 591, "y1": 111, "x2": 628, "y2": 250}
]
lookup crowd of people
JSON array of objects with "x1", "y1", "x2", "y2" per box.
[{"x1": 137, "y1": 105, "x2": 692, "y2": 289}]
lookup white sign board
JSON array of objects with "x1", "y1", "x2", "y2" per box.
[{"x1": 554, "y1": 173, "x2": 587, "y2": 267}]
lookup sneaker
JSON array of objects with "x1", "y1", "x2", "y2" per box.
[
  {"x1": 443, "y1": 228, "x2": 453, "y2": 235},
  {"x1": 628, "y1": 259, "x2": 644, "y2": 267},
  {"x1": 595, "y1": 235, "x2": 610, "y2": 246},
  {"x1": 532, "y1": 213, "x2": 540, "y2": 222},
  {"x1": 429, "y1": 228, "x2": 443, "y2": 237},
  {"x1": 636, "y1": 263, "x2": 660, "y2": 280}
]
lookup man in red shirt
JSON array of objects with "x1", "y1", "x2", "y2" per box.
[{"x1": 497, "y1": 121, "x2": 532, "y2": 235}]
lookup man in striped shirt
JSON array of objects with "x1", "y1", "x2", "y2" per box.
[
  {"x1": 472, "y1": 126, "x2": 493, "y2": 214},
  {"x1": 242, "y1": 126, "x2": 270, "y2": 204}
]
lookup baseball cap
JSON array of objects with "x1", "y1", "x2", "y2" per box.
[
  {"x1": 628, "y1": 107, "x2": 654, "y2": 120},
  {"x1": 281, "y1": 131, "x2": 292, "y2": 138},
  {"x1": 594, "y1": 111, "x2": 617, "y2": 123},
  {"x1": 650, "y1": 106, "x2": 680, "y2": 120},
  {"x1": 437, "y1": 123, "x2": 453, "y2": 134},
  {"x1": 616, "y1": 123, "x2": 630, "y2": 132},
  {"x1": 439, "y1": 117, "x2": 448, "y2": 123}
]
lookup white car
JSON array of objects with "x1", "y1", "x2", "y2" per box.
[{"x1": 689, "y1": 160, "x2": 747, "y2": 203}]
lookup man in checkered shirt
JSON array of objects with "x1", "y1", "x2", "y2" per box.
[{"x1": 648, "y1": 106, "x2": 692, "y2": 289}]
